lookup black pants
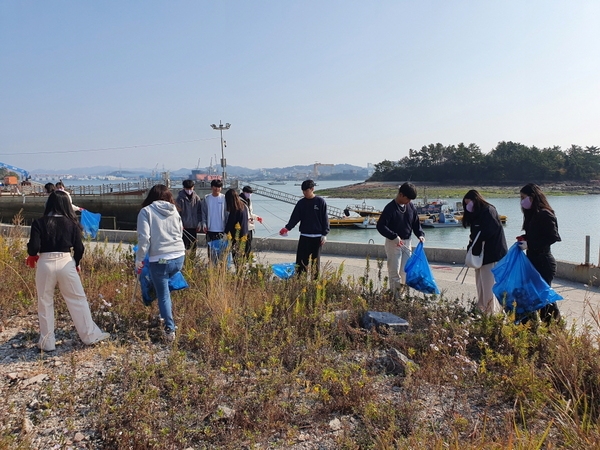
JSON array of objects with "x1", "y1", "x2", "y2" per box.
[
  {"x1": 296, "y1": 235, "x2": 322, "y2": 278},
  {"x1": 244, "y1": 230, "x2": 254, "y2": 258},
  {"x1": 528, "y1": 251, "x2": 561, "y2": 324},
  {"x1": 182, "y1": 228, "x2": 198, "y2": 251}
]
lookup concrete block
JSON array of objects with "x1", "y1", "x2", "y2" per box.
[{"x1": 361, "y1": 311, "x2": 409, "y2": 332}]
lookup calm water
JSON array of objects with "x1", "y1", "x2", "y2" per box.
[
  {"x1": 63, "y1": 178, "x2": 600, "y2": 264},
  {"x1": 246, "y1": 180, "x2": 600, "y2": 265}
]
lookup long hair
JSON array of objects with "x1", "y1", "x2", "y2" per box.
[
  {"x1": 520, "y1": 183, "x2": 554, "y2": 229},
  {"x1": 225, "y1": 188, "x2": 244, "y2": 212},
  {"x1": 142, "y1": 184, "x2": 176, "y2": 207},
  {"x1": 461, "y1": 189, "x2": 491, "y2": 228},
  {"x1": 44, "y1": 191, "x2": 77, "y2": 220}
]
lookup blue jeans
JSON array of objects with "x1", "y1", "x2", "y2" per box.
[{"x1": 148, "y1": 255, "x2": 185, "y2": 332}]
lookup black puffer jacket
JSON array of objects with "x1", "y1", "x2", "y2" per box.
[{"x1": 467, "y1": 205, "x2": 508, "y2": 265}]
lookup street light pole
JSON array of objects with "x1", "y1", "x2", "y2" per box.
[{"x1": 210, "y1": 120, "x2": 231, "y2": 185}]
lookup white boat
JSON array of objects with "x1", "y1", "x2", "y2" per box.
[
  {"x1": 422, "y1": 212, "x2": 462, "y2": 228},
  {"x1": 353, "y1": 217, "x2": 378, "y2": 229},
  {"x1": 268, "y1": 181, "x2": 286, "y2": 185}
]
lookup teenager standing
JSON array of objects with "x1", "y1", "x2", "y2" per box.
[
  {"x1": 461, "y1": 190, "x2": 507, "y2": 314},
  {"x1": 280, "y1": 179, "x2": 329, "y2": 278},
  {"x1": 27, "y1": 191, "x2": 109, "y2": 352}
]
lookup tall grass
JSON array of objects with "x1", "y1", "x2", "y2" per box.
[{"x1": 2, "y1": 229, "x2": 600, "y2": 448}]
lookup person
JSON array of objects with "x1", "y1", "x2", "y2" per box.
[
  {"x1": 26, "y1": 191, "x2": 109, "y2": 352},
  {"x1": 176, "y1": 179, "x2": 202, "y2": 255},
  {"x1": 201, "y1": 179, "x2": 227, "y2": 263},
  {"x1": 279, "y1": 179, "x2": 329, "y2": 278},
  {"x1": 376, "y1": 182, "x2": 425, "y2": 296},
  {"x1": 135, "y1": 184, "x2": 186, "y2": 342},
  {"x1": 461, "y1": 190, "x2": 508, "y2": 314},
  {"x1": 224, "y1": 188, "x2": 249, "y2": 263},
  {"x1": 44, "y1": 182, "x2": 55, "y2": 195},
  {"x1": 55, "y1": 181, "x2": 83, "y2": 212},
  {"x1": 518, "y1": 183, "x2": 562, "y2": 324},
  {"x1": 239, "y1": 186, "x2": 262, "y2": 258}
]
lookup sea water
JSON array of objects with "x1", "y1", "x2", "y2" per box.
[{"x1": 247, "y1": 180, "x2": 600, "y2": 265}]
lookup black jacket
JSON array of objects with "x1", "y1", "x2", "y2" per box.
[
  {"x1": 27, "y1": 216, "x2": 85, "y2": 266},
  {"x1": 376, "y1": 199, "x2": 424, "y2": 241},
  {"x1": 285, "y1": 196, "x2": 330, "y2": 236},
  {"x1": 466, "y1": 204, "x2": 507, "y2": 265}
]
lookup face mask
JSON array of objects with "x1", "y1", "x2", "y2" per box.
[
  {"x1": 185, "y1": 189, "x2": 194, "y2": 195},
  {"x1": 244, "y1": 193, "x2": 252, "y2": 198},
  {"x1": 521, "y1": 196, "x2": 532, "y2": 209},
  {"x1": 465, "y1": 202, "x2": 474, "y2": 213}
]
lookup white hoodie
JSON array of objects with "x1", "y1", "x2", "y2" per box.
[{"x1": 136, "y1": 201, "x2": 185, "y2": 263}]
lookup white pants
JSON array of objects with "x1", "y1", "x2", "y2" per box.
[
  {"x1": 384, "y1": 238, "x2": 412, "y2": 293},
  {"x1": 475, "y1": 262, "x2": 502, "y2": 314},
  {"x1": 35, "y1": 252, "x2": 105, "y2": 351}
]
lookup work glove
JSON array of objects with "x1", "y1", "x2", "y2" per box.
[
  {"x1": 135, "y1": 260, "x2": 145, "y2": 275},
  {"x1": 76, "y1": 265, "x2": 81, "y2": 273},
  {"x1": 517, "y1": 240, "x2": 528, "y2": 251},
  {"x1": 279, "y1": 227, "x2": 289, "y2": 236},
  {"x1": 395, "y1": 237, "x2": 403, "y2": 247},
  {"x1": 26, "y1": 255, "x2": 39, "y2": 268},
  {"x1": 320, "y1": 236, "x2": 327, "y2": 246},
  {"x1": 256, "y1": 216, "x2": 263, "y2": 224},
  {"x1": 419, "y1": 236, "x2": 425, "y2": 243}
]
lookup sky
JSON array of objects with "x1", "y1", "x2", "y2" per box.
[{"x1": 1, "y1": 1, "x2": 599, "y2": 173}]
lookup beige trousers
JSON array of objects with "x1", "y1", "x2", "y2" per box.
[
  {"x1": 35, "y1": 252, "x2": 105, "y2": 351},
  {"x1": 384, "y1": 238, "x2": 412, "y2": 293},
  {"x1": 475, "y1": 262, "x2": 502, "y2": 315}
]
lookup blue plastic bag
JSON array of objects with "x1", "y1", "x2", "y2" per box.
[
  {"x1": 208, "y1": 238, "x2": 232, "y2": 266},
  {"x1": 80, "y1": 210, "x2": 101, "y2": 239},
  {"x1": 271, "y1": 263, "x2": 296, "y2": 279},
  {"x1": 492, "y1": 243, "x2": 563, "y2": 316},
  {"x1": 404, "y1": 242, "x2": 440, "y2": 294},
  {"x1": 133, "y1": 246, "x2": 189, "y2": 305}
]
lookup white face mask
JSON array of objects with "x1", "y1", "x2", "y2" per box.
[
  {"x1": 521, "y1": 196, "x2": 532, "y2": 210},
  {"x1": 245, "y1": 192, "x2": 252, "y2": 198},
  {"x1": 185, "y1": 189, "x2": 194, "y2": 195},
  {"x1": 465, "y1": 201, "x2": 474, "y2": 213}
]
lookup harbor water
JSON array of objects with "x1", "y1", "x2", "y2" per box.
[{"x1": 245, "y1": 180, "x2": 600, "y2": 265}]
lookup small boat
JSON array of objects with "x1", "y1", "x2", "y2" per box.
[
  {"x1": 422, "y1": 212, "x2": 462, "y2": 228},
  {"x1": 354, "y1": 217, "x2": 378, "y2": 229},
  {"x1": 345, "y1": 201, "x2": 381, "y2": 217},
  {"x1": 329, "y1": 217, "x2": 367, "y2": 228},
  {"x1": 268, "y1": 181, "x2": 286, "y2": 185}
]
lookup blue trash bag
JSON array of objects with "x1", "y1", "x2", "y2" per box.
[
  {"x1": 208, "y1": 238, "x2": 232, "y2": 266},
  {"x1": 492, "y1": 243, "x2": 563, "y2": 316},
  {"x1": 133, "y1": 247, "x2": 189, "y2": 305},
  {"x1": 404, "y1": 242, "x2": 440, "y2": 294},
  {"x1": 80, "y1": 210, "x2": 101, "y2": 239},
  {"x1": 271, "y1": 263, "x2": 296, "y2": 279}
]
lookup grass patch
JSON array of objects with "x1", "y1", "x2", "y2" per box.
[{"x1": 3, "y1": 230, "x2": 600, "y2": 448}]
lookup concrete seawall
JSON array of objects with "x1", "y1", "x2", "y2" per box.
[{"x1": 2, "y1": 224, "x2": 599, "y2": 287}]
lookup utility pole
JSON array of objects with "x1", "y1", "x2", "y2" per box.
[{"x1": 210, "y1": 121, "x2": 231, "y2": 185}]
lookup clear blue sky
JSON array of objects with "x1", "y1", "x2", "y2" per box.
[{"x1": 1, "y1": 1, "x2": 599, "y2": 172}]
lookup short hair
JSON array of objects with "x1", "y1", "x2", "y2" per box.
[
  {"x1": 142, "y1": 184, "x2": 176, "y2": 207},
  {"x1": 182, "y1": 179, "x2": 195, "y2": 189},
  {"x1": 242, "y1": 185, "x2": 253, "y2": 193},
  {"x1": 301, "y1": 179, "x2": 315, "y2": 191},
  {"x1": 44, "y1": 183, "x2": 55, "y2": 194},
  {"x1": 55, "y1": 181, "x2": 65, "y2": 190},
  {"x1": 211, "y1": 179, "x2": 223, "y2": 188},
  {"x1": 398, "y1": 182, "x2": 417, "y2": 200}
]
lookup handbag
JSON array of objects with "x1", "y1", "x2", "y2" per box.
[{"x1": 465, "y1": 231, "x2": 484, "y2": 269}]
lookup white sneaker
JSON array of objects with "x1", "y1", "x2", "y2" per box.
[
  {"x1": 164, "y1": 330, "x2": 176, "y2": 343},
  {"x1": 87, "y1": 332, "x2": 110, "y2": 345}
]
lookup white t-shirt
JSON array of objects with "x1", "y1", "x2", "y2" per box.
[{"x1": 206, "y1": 194, "x2": 225, "y2": 232}]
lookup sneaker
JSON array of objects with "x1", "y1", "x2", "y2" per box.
[
  {"x1": 87, "y1": 332, "x2": 111, "y2": 346},
  {"x1": 164, "y1": 329, "x2": 176, "y2": 343}
]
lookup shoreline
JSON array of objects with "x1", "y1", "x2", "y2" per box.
[{"x1": 316, "y1": 181, "x2": 600, "y2": 199}]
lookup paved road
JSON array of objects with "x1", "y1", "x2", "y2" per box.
[{"x1": 253, "y1": 250, "x2": 600, "y2": 331}]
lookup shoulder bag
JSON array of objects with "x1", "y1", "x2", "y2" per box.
[{"x1": 465, "y1": 231, "x2": 484, "y2": 269}]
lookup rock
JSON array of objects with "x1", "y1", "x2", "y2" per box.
[
  {"x1": 215, "y1": 405, "x2": 235, "y2": 420},
  {"x1": 328, "y1": 418, "x2": 342, "y2": 431},
  {"x1": 23, "y1": 373, "x2": 48, "y2": 387},
  {"x1": 22, "y1": 417, "x2": 34, "y2": 434},
  {"x1": 7, "y1": 372, "x2": 18, "y2": 380},
  {"x1": 73, "y1": 432, "x2": 85, "y2": 442}
]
